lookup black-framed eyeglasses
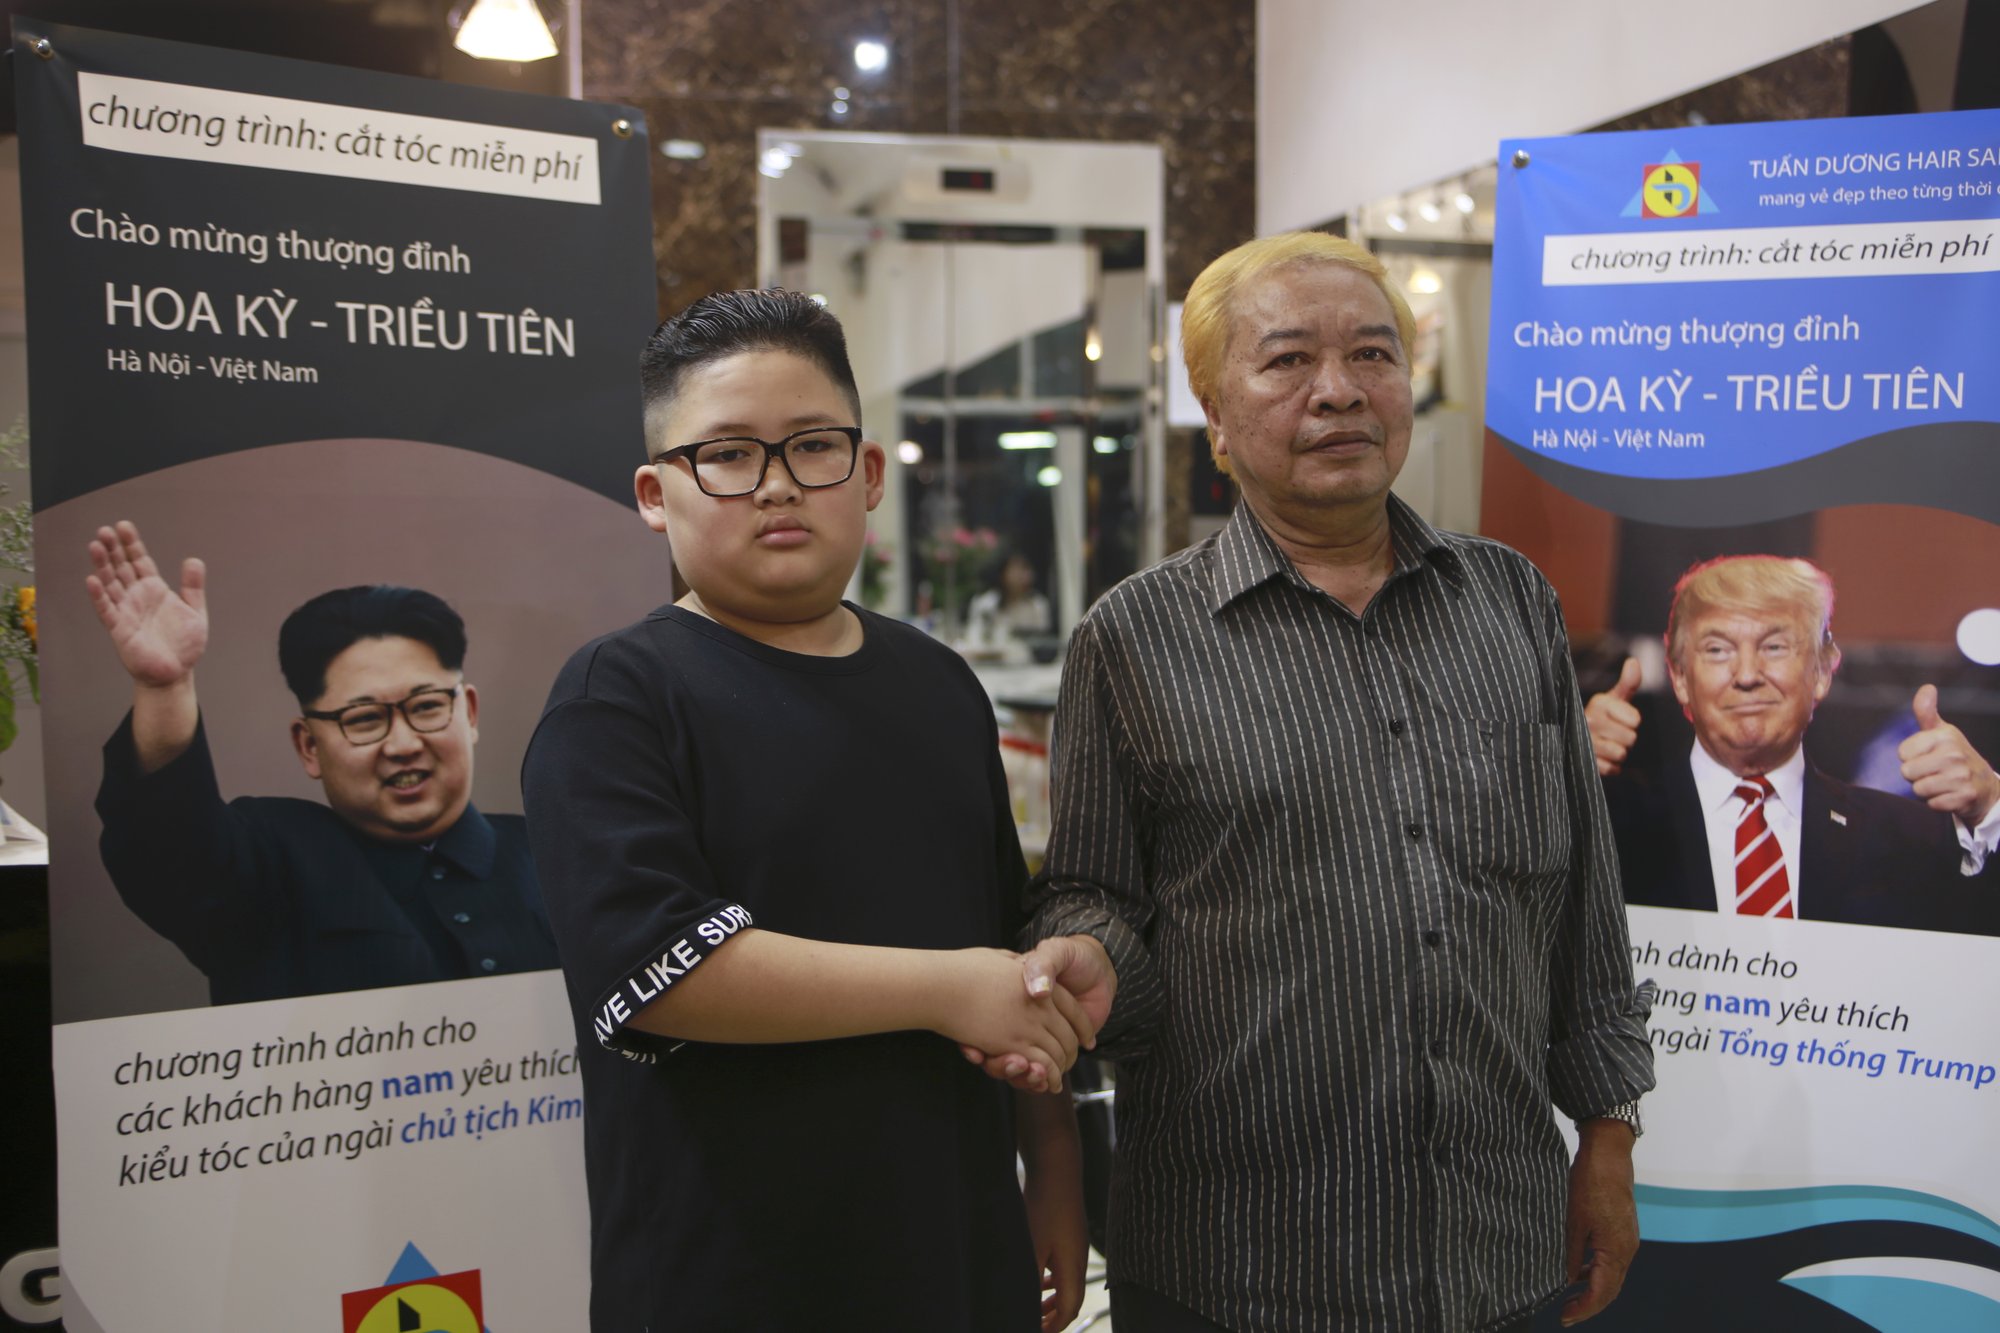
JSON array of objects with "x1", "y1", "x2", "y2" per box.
[
  {"x1": 302, "y1": 685, "x2": 461, "y2": 746},
  {"x1": 651, "y1": 426, "x2": 862, "y2": 498}
]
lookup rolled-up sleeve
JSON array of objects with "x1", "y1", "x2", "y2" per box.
[
  {"x1": 1538, "y1": 579, "x2": 1658, "y2": 1119},
  {"x1": 1025, "y1": 613, "x2": 1166, "y2": 1059}
]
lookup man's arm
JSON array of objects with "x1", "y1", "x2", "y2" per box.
[
  {"x1": 980, "y1": 614, "x2": 1164, "y2": 1089},
  {"x1": 1561, "y1": 1118, "x2": 1639, "y2": 1326},
  {"x1": 1537, "y1": 582, "x2": 1656, "y2": 1322}
]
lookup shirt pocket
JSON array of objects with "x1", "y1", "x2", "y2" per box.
[{"x1": 1434, "y1": 715, "x2": 1573, "y2": 891}]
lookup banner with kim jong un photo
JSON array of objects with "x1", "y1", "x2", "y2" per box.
[
  {"x1": 15, "y1": 20, "x2": 662, "y2": 1330},
  {"x1": 1487, "y1": 108, "x2": 2000, "y2": 1330}
]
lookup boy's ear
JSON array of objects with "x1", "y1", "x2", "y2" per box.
[
  {"x1": 635, "y1": 463, "x2": 669, "y2": 534},
  {"x1": 861, "y1": 439, "x2": 887, "y2": 512}
]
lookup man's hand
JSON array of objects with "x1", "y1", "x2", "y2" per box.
[
  {"x1": 1561, "y1": 1119, "x2": 1639, "y2": 1326},
  {"x1": 962, "y1": 935, "x2": 1117, "y2": 1091},
  {"x1": 1584, "y1": 657, "x2": 1643, "y2": 777},
  {"x1": 86, "y1": 521, "x2": 207, "y2": 688},
  {"x1": 934, "y1": 948, "x2": 1092, "y2": 1094},
  {"x1": 1900, "y1": 684, "x2": 2000, "y2": 830}
]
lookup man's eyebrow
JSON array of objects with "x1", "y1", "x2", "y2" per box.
[
  {"x1": 1253, "y1": 323, "x2": 1403, "y2": 349},
  {"x1": 1254, "y1": 327, "x2": 1310, "y2": 349}
]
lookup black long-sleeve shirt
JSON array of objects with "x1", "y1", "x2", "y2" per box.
[
  {"x1": 1028, "y1": 498, "x2": 1656, "y2": 1332},
  {"x1": 97, "y1": 714, "x2": 554, "y2": 1004}
]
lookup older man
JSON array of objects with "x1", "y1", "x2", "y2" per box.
[
  {"x1": 1585, "y1": 555, "x2": 1999, "y2": 932},
  {"x1": 998, "y1": 233, "x2": 1655, "y2": 1332}
]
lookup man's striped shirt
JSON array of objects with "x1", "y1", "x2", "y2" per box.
[{"x1": 1028, "y1": 497, "x2": 1656, "y2": 1332}]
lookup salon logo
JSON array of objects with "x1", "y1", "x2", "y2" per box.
[
  {"x1": 1641, "y1": 161, "x2": 1700, "y2": 217},
  {"x1": 341, "y1": 1245, "x2": 485, "y2": 1333},
  {"x1": 1623, "y1": 150, "x2": 1720, "y2": 219}
]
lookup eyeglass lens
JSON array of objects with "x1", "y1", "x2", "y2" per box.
[
  {"x1": 693, "y1": 429, "x2": 856, "y2": 495},
  {"x1": 339, "y1": 689, "x2": 456, "y2": 744}
]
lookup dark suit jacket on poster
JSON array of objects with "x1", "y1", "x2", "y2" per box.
[
  {"x1": 96, "y1": 714, "x2": 558, "y2": 1005},
  {"x1": 1604, "y1": 753, "x2": 1999, "y2": 937}
]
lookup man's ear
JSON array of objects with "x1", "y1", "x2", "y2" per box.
[
  {"x1": 1201, "y1": 397, "x2": 1233, "y2": 477},
  {"x1": 635, "y1": 463, "x2": 669, "y2": 535},
  {"x1": 289, "y1": 718, "x2": 323, "y2": 780},
  {"x1": 462, "y1": 682, "x2": 480, "y2": 743},
  {"x1": 861, "y1": 439, "x2": 887, "y2": 512},
  {"x1": 1667, "y1": 660, "x2": 1692, "y2": 715}
]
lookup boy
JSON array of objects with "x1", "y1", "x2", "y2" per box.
[{"x1": 522, "y1": 289, "x2": 1090, "y2": 1332}]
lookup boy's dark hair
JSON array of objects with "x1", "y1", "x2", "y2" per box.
[
  {"x1": 277, "y1": 585, "x2": 467, "y2": 707},
  {"x1": 640, "y1": 289, "x2": 862, "y2": 446}
]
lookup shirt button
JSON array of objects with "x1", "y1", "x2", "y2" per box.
[
  {"x1": 480, "y1": 958, "x2": 498, "y2": 972},
  {"x1": 430, "y1": 866, "x2": 446, "y2": 880},
  {"x1": 1430, "y1": 1039, "x2": 1446, "y2": 1057},
  {"x1": 1389, "y1": 718, "x2": 1405, "y2": 736},
  {"x1": 453, "y1": 912, "x2": 471, "y2": 925},
  {"x1": 1406, "y1": 823, "x2": 1423, "y2": 840},
  {"x1": 1423, "y1": 929, "x2": 1443, "y2": 949}
]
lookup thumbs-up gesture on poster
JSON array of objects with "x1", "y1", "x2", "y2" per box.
[
  {"x1": 85, "y1": 520, "x2": 208, "y2": 688},
  {"x1": 1584, "y1": 656, "x2": 1645, "y2": 777},
  {"x1": 1899, "y1": 684, "x2": 2000, "y2": 829}
]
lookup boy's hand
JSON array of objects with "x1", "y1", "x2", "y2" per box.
[
  {"x1": 935, "y1": 949, "x2": 1089, "y2": 1093},
  {"x1": 964, "y1": 935, "x2": 1115, "y2": 1091},
  {"x1": 1021, "y1": 1092, "x2": 1090, "y2": 1332}
]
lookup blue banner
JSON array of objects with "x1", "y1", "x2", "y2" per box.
[{"x1": 1489, "y1": 110, "x2": 2000, "y2": 526}]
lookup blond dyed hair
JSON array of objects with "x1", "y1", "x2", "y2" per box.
[
  {"x1": 1666, "y1": 555, "x2": 1840, "y2": 674},
  {"x1": 1180, "y1": 231, "x2": 1417, "y2": 409}
]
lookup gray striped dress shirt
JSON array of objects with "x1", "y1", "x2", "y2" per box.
[{"x1": 1027, "y1": 496, "x2": 1656, "y2": 1332}]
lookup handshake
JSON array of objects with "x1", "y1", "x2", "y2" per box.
[{"x1": 950, "y1": 934, "x2": 1116, "y2": 1094}]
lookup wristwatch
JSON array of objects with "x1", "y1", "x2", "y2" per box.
[{"x1": 1589, "y1": 1099, "x2": 1644, "y2": 1139}]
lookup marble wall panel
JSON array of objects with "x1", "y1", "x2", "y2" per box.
[{"x1": 584, "y1": 0, "x2": 1254, "y2": 315}]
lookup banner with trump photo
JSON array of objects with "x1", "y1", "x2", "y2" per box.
[
  {"x1": 1486, "y1": 107, "x2": 2000, "y2": 1330},
  {"x1": 16, "y1": 21, "x2": 661, "y2": 1330}
]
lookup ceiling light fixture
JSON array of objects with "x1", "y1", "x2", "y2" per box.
[
  {"x1": 453, "y1": 0, "x2": 558, "y2": 61},
  {"x1": 1385, "y1": 210, "x2": 1408, "y2": 233},
  {"x1": 854, "y1": 39, "x2": 889, "y2": 73},
  {"x1": 1453, "y1": 189, "x2": 1476, "y2": 214},
  {"x1": 1417, "y1": 198, "x2": 1441, "y2": 223}
]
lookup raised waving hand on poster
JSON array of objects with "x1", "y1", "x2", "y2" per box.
[{"x1": 85, "y1": 519, "x2": 207, "y2": 773}]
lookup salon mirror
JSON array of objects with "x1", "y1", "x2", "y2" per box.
[{"x1": 757, "y1": 131, "x2": 1165, "y2": 652}]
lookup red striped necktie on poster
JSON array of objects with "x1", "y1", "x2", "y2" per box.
[{"x1": 1734, "y1": 775, "x2": 1795, "y2": 918}]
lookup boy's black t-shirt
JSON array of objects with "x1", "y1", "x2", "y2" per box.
[{"x1": 522, "y1": 604, "x2": 1040, "y2": 1332}]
